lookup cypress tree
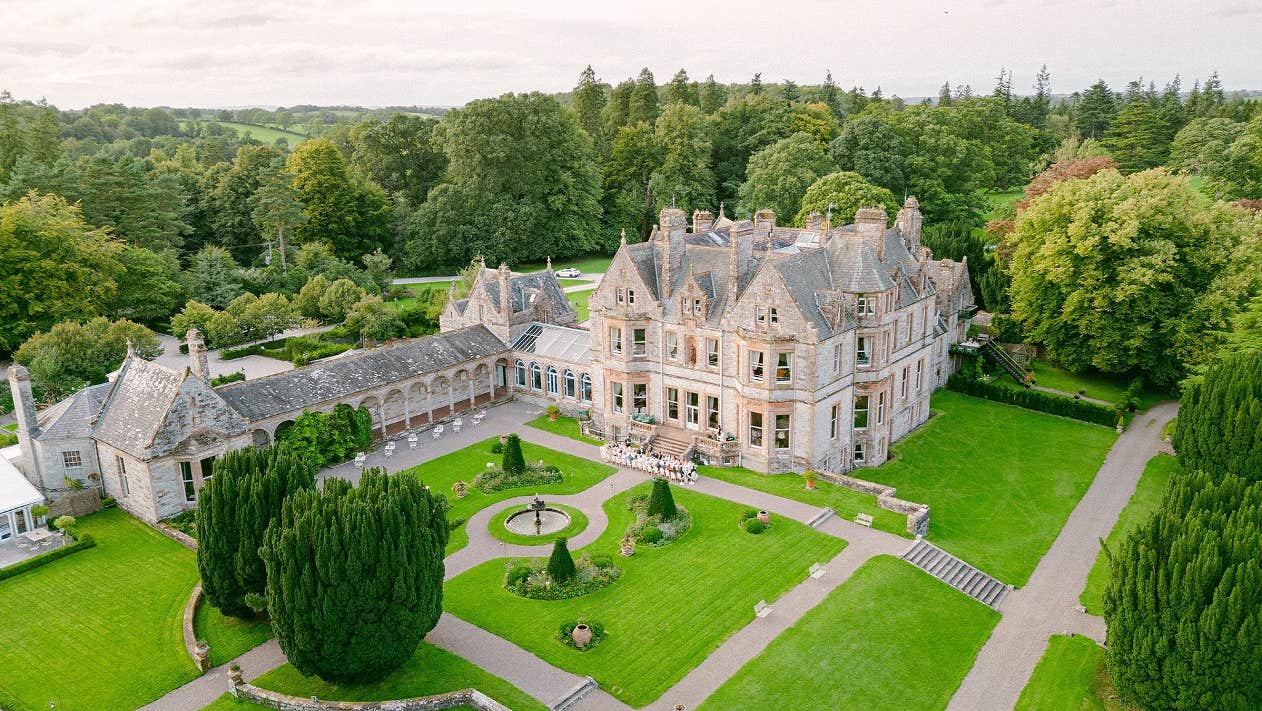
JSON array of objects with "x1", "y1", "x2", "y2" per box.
[
  {"x1": 502, "y1": 433, "x2": 526, "y2": 474},
  {"x1": 261, "y1": 469, "x2": 448, "y2": 683},
  {"x1": 1173, "y1": 351, "x2": 1262, "y2": 482},
  {"x1": 647, "y1": 478, "x2": 678, "y2": 520},
  {"x1": 547, "y1": 537, "x2": 576, "y2": 582},
  {"x1": 627, "y1": 68, "x2": 659, "y2": 125}
]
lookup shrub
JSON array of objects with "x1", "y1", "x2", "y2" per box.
[
  {"x1": 647, "y1": 478, "x2": 678, "y2": 520},
  {"x1": 506, "y1": 563, "x2": 533, "y2": 589},
  {"x1": 53, "y1": 515, "x2": 76, "y2": 531},
  {"x1": 639, "y1": 525, "x2": 663, "y2": 544},
  {"x1": 474, "y1": 465, "x2": 562, "y2": 493},
  {"x1": 502, "y1": 434, "x2": 526, "y2": 474},
  {"x1": 490, "y1": 441, "x2": 504, "y2": 454},
  {"x1": 547, "y1": 538, "x2": 577, "y2": 582},
  {"x1": 0, "y1": 533, "x2": 95, "y2": 581},
  {"x1": 211, "y1": 371, "x2": 246, "y2": 386},
  {"x1": 744, "y1": 518, "x2": 766, "y2": 535},
  {"x1": 740, "y1": 508, "x2": 759, "y2": 522},
  {"x1": 505, "y1": 555, "x2": 621, "y2": 600},
  {"x1": 100, "y1": 496, "x2": 117, "y2": 509},
  {"x1": 946, "y1": 373, "x2": 1117, "y2": 426}
]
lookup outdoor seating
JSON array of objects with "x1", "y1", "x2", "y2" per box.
[
  {"x1": 433, "y1": 425, "x2": 445, "y2": 439},
  {"x1": 354, "y1": 452, "x2": 367, "y2": 468},
  {"x1": 383, "y1": 442, "x2": 395, "y2": 459},
  {"x1": 855, "y1": 513, "x2": 874, "y2": 528},
  {"x1": 453, "y1": 418, "x2": 463, "y2": 433},
  {"x1": 407, "y1": 433, "x2": 418, "y2": 450}
]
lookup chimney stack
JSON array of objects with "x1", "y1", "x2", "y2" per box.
[
  {"x1": 692, "y1": 209, "x2": 714, "y2": 233},
  {"x1": 728, "y1": 219, "x2": 756, "y2": 298},
  {"x1": 895, "y1": 196, "x2": 923, "y2": 252},
  {"x1": 659, "y1": 207, "x2": 687, "y2": 296},
  {"x1": 186, "y1": 329, "x2": 211, "y2": 384},
  {"x1": 498, "y1": 263, "x2": 512, "y2": 317},
  {"x1": 7, "y1": 365, "x2": 41, "y2": 482},
  {"x1": 853, "y1": 207, "x2": 889, "y2": 260},
  {"x1": 753, "y1": 208, "x2": 776, "y2": 236},
  {"x1": 804, "y1": 211, "x2": 824, "y2": 232}
]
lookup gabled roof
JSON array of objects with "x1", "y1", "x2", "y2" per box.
[
  {"x1": 92, "y1": 357, "x2": 188, "y2": 458},
  {"x1": 477, "y1": 268, "x2": 575, "y2": 319},
  {"x1": 216, "y1": 325, "x2": 508, "y2": 422},
  {"x1": 35, "y1": 383, "x2": 110, "y2": 441}
]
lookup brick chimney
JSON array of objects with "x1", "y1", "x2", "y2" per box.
[
  {"x1": 186, "y1": 328, "x2": 211, "y2": 384},
  {"x1": 853, "y1": 207, "x2": 889, "y2": 260},
  {"x1": 692, "y1": 209, "x2": 714, "y2": 233},
  {"x1": 753, "y1": 208, "x2": 776, "y2": 236},
  {"x1": 498, "y1": 262, "x2": 512, "y2": 316},
  {"x1": 659, "y1": 207, "x2": 687, "y2": 297},
  {"x1": 728, "y1": 219, "x2": 756, "y2": 298}
]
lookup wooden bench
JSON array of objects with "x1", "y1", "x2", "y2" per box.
[
  {"x1": 854, "y1": 513, "x2": 874, "y2": 528},
  {"x1": 754, "y1": 600, "x2": 772, "y2": 618}
]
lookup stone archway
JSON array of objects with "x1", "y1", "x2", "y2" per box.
[
  {"x1": 430, "y1": 376, "x2": 451, "y2": 421},
  {"x1": 382, "y1": 389, "x2": 407, "y2": 436},
  {"x1": 251, "y1": 428, "x2": 270, "y2": 446},
  {"x1": 474, "y1": 362, "x2": 493, "y2": 405},
  {"x1": 274, "y1": 420, "x2": 296, "y2": 440},
  {"x1": 359, "y1": 395, "x2": 383, "y2": 438},
  {"x1": 407, "y1": 381, "x2": 429, "y2": 428}
]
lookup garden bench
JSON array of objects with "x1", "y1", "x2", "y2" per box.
[
  {"x1": 383, "y1": 442, "x2": 395, "y2": 459},
  {"x1": 855, "y1": 513, "x2": 874, "y2": 528},
  {"x1": 809, "y1": 562, "x2": 826, "y2": 579},
  {"x1": 754, "y1": 600, "x2": 772, "y2": 618},
  {"x1": 407, "y1": 433, "x2": 418, "y2": 449}
]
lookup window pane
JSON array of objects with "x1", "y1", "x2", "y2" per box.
[
  {"x1": 854, "y1": 395, "x2": 869, "y2": 429},
  {"x1": 776, "y1": 353, "x2": 792, "y2": 382},
  {"x1": 749, "y1": 412, "x2": 763, "y2": 446},
  {"x1": 774, "y1": 414, "x2": 790, "y2": 449}
]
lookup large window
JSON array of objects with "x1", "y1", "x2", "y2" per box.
[
  {"x1": 632, "y1": 383, "x2": 648, "y2": 413},
  {"x1": 877, "y1": 391, "x2": 886, "y2": 424},
  {"x1": 706, "y1": 338, "x2": 719, "y2": 367},
  {"x1": 857, "y1": 295, "x2": 874, "y2": 315},
  {"x1": 611, "y1": 382, "x2": 624, "y2": 413},
  {"x1": 546, "y1": 366, "x2": 559, "y2": 395},
  {"x1": 609, "y1": 326, "x2": 623, "y2": 355},
  {"x1": 853, "y1": 442, "x2": 866, "y2": 463},
  {"x1": 564, "y1": 370, "x2": 576, "y2": 398},
  {"x1": 916, "y1": 360, "x2": 924, "y2": 391},
  {"x1": 686, "y1": 392, "x2": 700, "y2": 427},
  {"x1": 515, "y1": 360, "x2": 527, "y2": 386},
  {"x1": 632, "y1": 328, "x2": 647, "y2": 356},
  {"x1": 749, "y1": 350, "x2": 765, "y2": 382},
  {"x1": 667, "y1": 387, "x2": 679, "y2": 420},
  {"x1": 830, "y1": 404, "x2": 839, "y2": 439},
  {"x1": 580, "y1": 373, "x2": 592, "y2": 403},
  {"x1": 62, "y1": 450, "x2": 83, "y2": 472},
  {"x1": 833, "y1": 343, "x2": 842, "y2": 374},
  {"x1": 856, "y1": 336, "x2": 871, "y2": 366},
  {"x1": 749, "y1": 411, "x2": 763, "y2": 447},
  {"x1": 854, "y1": 395, "x2": 869, "y2": 429},
  {"x1": 775, "y1": 352, "x2": 793, "y2": 383},
  {"x1": 774, "y1": 414, "x2": 791, "y2": 449},
  {"x1": 666, "y1": 331, "x2": 679, "y2": 360},
  {"x1": 180, "y1": 461, "x2": 196, "y2": 503},
  {"x1": 707, "y1": 395, "x2": 719, "y2": 430},
  {"x1": 116, "y1": 455, "x2": 129, "y2": 496},
  {"x1": 901, "y1": 367, "x2": 910, "y2": 398},
  {"x1": 755, "y1": 306, "x2": 766, "y2": 325},
  {"x1": 530, "y1": 363, "x2": 543, "y2": 391}
]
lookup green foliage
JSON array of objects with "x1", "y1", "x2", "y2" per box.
[
  {"x1": 1202, "y1": 114, "x2": 1262, "y2": 200},
  {"x1": 15, "y1": 316, "x2": 161, "y2": 401},
  {"x1": 0, "y1": 532, "x2": 95, "y2": 581},
  {"x1": 647, "y1": 477, "x2": 678, "y2": 519},
  {"x1": 286, "y1": 138, "x2": 391, "y2": 260},
  {"x1": 1174, "y1": 351, "x2": 1262, "y2": 482},
  {"x1": 627, "y1": 68, "x2": 660, "y2": 126},
  {"x1": 196, "y1": 445, "x2": 316, "y2": 618},
  {"x1": 276, "y1": 404, "x2": 373, "y2": 468},
  {"x1": 1103, "y1": 470, "x2": 1262, "y2": 709},
  {"x1": 946, "y1": 373, "x2": 1118, "y2": 426},
  {"x1": 744, "y1": 518, "x2": 766, "y2": 534},
  {"x1": 547, "y1": 537, "x2": 577, "y2": 582},
  {"x1": 738, "y1": 132, "x2": 832, "y2": 220},
  {"x1": 649, "y1": 103, "x2": 714, "y2": 215},
  {"x1": 344, "y1": 294, "x2": 406, "y2": 343},
  {"x1": 261, "y1": 469, "x2": 448, "y2": 683},
  {"x1": 639, "y1": 524, "x2": 663, "y2": 543},
  {"x1": 558, "y1": 620, "x2": 607, "y2": 651},
  {"x1": 920, "y1": 220, "x2": 993, "y2": 310},
  {"x1": 345, "y1": 113, "x2": 445, "y2": 207},
  {"x1": 572, "y1": 66, "x2": 608, "y2": 152},
  {"x1": 1105, "y1": 101, "x2": 1170, "y2": 172},
  {"x1": 501, "y1": 433, "x2": 526, "y2": 474},
  {"x1": 795, "y1": 171, "x2": 898, "y2": 227},
  {"x1": 185, "y1": 245, "x2": 243, "y2": 309},
  {"x1": 110, "y1": 246, "x2": 186, "y2": 324},
  {"x1": 1075, "y1": 80, "x2": 1118, "y2": 139},
  {"x1": 319, "y1": 277, "x2": 365, "y2": 323},
  {"x1": 601, "y1": 123, "x2": 662, "y2": 240}
]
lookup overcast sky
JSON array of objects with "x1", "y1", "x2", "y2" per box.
[{"x1": 2, "y1": 0, "x2": 1259, "y2": 109}]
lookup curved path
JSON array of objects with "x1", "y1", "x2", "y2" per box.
[{"x1": 946, "y1": 402, "x2": 1178, "y2": 711}]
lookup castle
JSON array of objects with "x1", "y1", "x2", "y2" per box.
[{"x1": 6, "y1": 200, "x2": 972, "y2": 525}]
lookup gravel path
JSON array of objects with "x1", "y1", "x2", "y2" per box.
[{"x1": 946, "y1": 402, "x2": 1178, "y2": 711}]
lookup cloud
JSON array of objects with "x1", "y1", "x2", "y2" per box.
[
  {"x1": 1214, "y1": 3, "x2": 1262, "y2": 17},
  {"x1": 204, "y1": 12, "x2": 279, "y2": 29}
]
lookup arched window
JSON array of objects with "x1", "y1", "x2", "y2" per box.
[
  {"x1": 546, "y1": 366, "x2": 559, "y2": 395},
  {"x1": 564, "y1": 370, "x2": 576, "y2": 398},
  {"x1": 579, "y1": 373, "x2": 592, "y2": 403},
  {"x1": 515, "y1": 360, "x2": 527, "y2": 387},
  {"x1": 530, "y1": 363, "x2": 543, "y2": 391}
]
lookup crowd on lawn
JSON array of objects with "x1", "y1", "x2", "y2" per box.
[{"x1": 601, "y1": 442, "x2": 698, "y2": 483}]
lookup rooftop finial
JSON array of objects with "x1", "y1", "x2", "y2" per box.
[
  {"x1": 620, "y1": 228, "x2": 627, "y2": 246},
  {"x1": 546, "y1": 255, "x2": 553, "y2": 271},
  {"x1": 125, "y1": 338, "x2": 135, "y2": 357},
  {"x1": 718, "y1": 201, "x2": 727, "y2": 218}
]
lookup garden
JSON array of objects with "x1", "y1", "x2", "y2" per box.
[
  {"x1": 525, "y1": 413, "x2": 602, "y2": 445},
  {"x1": 443, "y1": 482, "x2": 846, "y2": 706},
  {"x1": 699, "y1": 556, "x2": 999, "y2": 711},
  {"x1": 1016, "y1": 635, "x2": 1133, "y2": 711},
  {"x1": 865, "y1": 391, "x2": 1116, "y2": 585}
]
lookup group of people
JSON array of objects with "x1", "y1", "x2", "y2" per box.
[{"x1": 601, "y1": 442, "x2": 699, "y2": 483}]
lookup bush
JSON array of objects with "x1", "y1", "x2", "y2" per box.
[
  {"x1": 490, "y1": 441, "x2": 503, "y2": 454},
  {"x1": 53, "y1": 515, "x2": 76, "y2": 531},
  {"x1": 639, "y1": 525, "x2": 663, "y2": 544},
  {"x1": 505, "y1": 555, "x2": 621, "y2": 600},
  {"x1": 167, "y1": 510, "x2": 198, "y2": 538},
  {"x1": 547, "y1": 538, "x2": 577, "y2": 582},
  {"x1": 744, "y1": 518, "x2": 766, "y2": 535},
  {"x1": 502, "y1": 434, "x2": 526, "y2": 474},
  {"x1": 946, "y1": 373, "x2": 1117, "y2": 426},
  {"x1": 647, "y1": 478, "x2": 678, "y2": 520},
  {"x1": 740, "y1": 508, "x2": 759, "y2": 522},
  {"x1": 506, "y1": 563, "x2": 532, "y2": 589},
  {"x1": 211, "y1": 371, "x2": 246, "y2": 386},
  {"x1": 474, "y1": 464, "x2": 562, "y2": 493},
  {"x1": 0, "y1": 533, "x2": 96, "y2": 581}
]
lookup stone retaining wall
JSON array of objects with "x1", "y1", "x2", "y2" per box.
[
  {"x1": 154, "y1": 522, "x2": 198, "y2": 551},
  {"x1": 230, "y1": 680, "x2": 511, "y2": 711},
  {"x1": 817, "y1": 470, "x2": 931, "y2": 536},
  {"x1": 183, "y1": 582, "x2": 211, "y2": 673},
  {"x1": 48, "y1": 488, "x2": 102, "y2": 518}
]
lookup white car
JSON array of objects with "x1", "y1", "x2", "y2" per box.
[{"x1": 556, "y1": 267, "x2": 582, "y2": 278}]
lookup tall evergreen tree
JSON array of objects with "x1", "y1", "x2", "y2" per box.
[
  {"x1": 250, "y1": 162, "x2": 308, "y2": 266},
  {"x1": 781, "y1": 79, "x2": 800, "y2": 102},
  {"x1": 602, "y1": 123, "x2": 662, "y2": 241},
  {"x1": 1075, "y1": 80, "x2": 1117, "y2": 139},
  {"x1": 261, "y1": 469, "x2": 447, "y2": 683},
  {"x1": 604, "y1": 79, "x2": 635, "y2": 133},
  {"x1": 819, "y1": 71, "x2": 844, "y2": 120},
  {"x1": 185, "y1": 245, "x2": 244, "y2": 309},
  {"x1": 1106, "y1": 101, "x2": 1170, "y2": 172},
  {"x1": 547, "y1": 537, "x2": 577, "y2": 582},
  {"x1": 1173, "y1": 351, "x2": 1262, "y2": 482},
  {"x1": 699, "y1": 74, "x2": 727, "y2": 115},
  {"x1": 211, "y1": 144, "x2": 285, "y2": 263},
  {"x1": 502, "y1": 433, "x2": 525, "y2": 474},
  {"x1": 666, "y1": 69, "x2": 698, "y2": 107},
  {"x1": 572, "y1": 65, "x2": 608, "y2": 151},
  {"x1": 627, "y1": 68, "x2": 660, "y2": 125},
  {"x1": 937, "y1": 82, "x2": 953, "y2": 107},
  {"x1": 647, "y1": 477, "x2": 678, "y2": 520}
]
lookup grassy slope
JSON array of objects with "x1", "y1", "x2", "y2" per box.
[
  {"x1": 1016, "y1": 634, "x2": 1137, "y2": 711},
  {"x1": 1080, "y1": 453, "x2": 1177, "y2": 614},
  {"x1": 398, "y1": 437, "x2": 616, "y2": 554},
  {"x1": 698, "y1": 465, "x2": 909, "y2": 537},
  {"x1": 194, "y1": 602, "x2": 273, "y2": 667},
  {"x1": 865, "y1": 392, "x2": 1115, "y2": 585},
  {"x1": 567, "y1": 289, "x2": 592, "y2": 322},
  {"x1": 700, "y1": 556, "x2": 999, "y2": 711},
  {"x1": 982, "y1": 189, "x2": 1025, "y2": 221},
  {"x1": 202, "y1": 121, "x2": 308, "y2": 147},
  {"x1": 0, "y1": 509, "x2": 198, "y2": 710},
  {"x1": 444, "y1": 483, "x2": 846, "y2": 706},
  {"x1": 525, "y1": 414, "x2": 602, "y2": 445},
  {"x1": 1026, "y1": 361, "x2": 1167, "y2": 409}
]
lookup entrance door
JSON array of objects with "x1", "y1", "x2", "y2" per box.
[
  {"x1": 0, "y1": 513, "x2": 11, "y2": 540},
  {"x1": 15, "y1": 510, "x2": 28, "y2": 535},
  {"x1": 685, "y1": 392, "x2": 700, "y2": 430}
]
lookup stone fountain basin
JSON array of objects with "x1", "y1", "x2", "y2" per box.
[{"x1": 504, "y1": 507, "x2": 572, "y2": 536}]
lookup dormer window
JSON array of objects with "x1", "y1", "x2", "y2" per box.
[
  {"x1": 756, "y1": 307, "x2": 766, "y2": 324},
  {"x1": 857, "y1": 295, "x2": 875, "y2": 315},
  {"x1": 693, "y1": 298, "x2": 703, "y2": 316}
]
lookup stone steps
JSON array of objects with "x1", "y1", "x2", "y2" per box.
[
  {"x1": 649, "y1": 425, "x2": 696, "y2": 459},
  {"x1": 901, "y1": 538, "x2": 1010, "y2": 608},
  {"x1": 807, "y1": 507, "x2": 836, "y2": 529},
  {"x1": 551, "y1": 676, "x2": 598, "y2": 711}
]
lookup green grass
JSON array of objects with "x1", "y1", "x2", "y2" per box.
[
  {"x1": 487, "y1": 503, "x2": 589, "y2": 546},
  {"x1": 1024, "y1": 360, "x2": 1166, "y2": 409},
  {"x1": 700, "y1": 556, "x2": 999, "y2": 711},
  {"x1": 246, "y1": 641, "x2": 546, "y2": 711},
  {"x1": 444, "y1": 483, "x2": 846, "y2": 706},
  {"x1": 194, "y1": 601, "x2": 273, "y2": 667},
  {"x1": 698, "y1": 465, "x2": 909, "y2": 537},
  {"x1": 202, "y1": 695, "x2": 268, "y2": 710},
  {"x1": 865, "y1": 392, "x2": 1116, "y2": 586},
  {"x1": 2, "y1": 423, "x2": 17, "y2": 432},
  {"x1": 387, "y1": 281, "x2": 453, "y2": 312},
  {"x1": 1016, "y1": 635, "x2": 1136, "y2": 711},
  {"x1": 557, "y1": 278, "x2": 591, "y2": 287},
  {"x1": 0, "y1": 509, "x2": 199, "y2": 710},
  {"x1": 525, "y1": 414, "x2": 602, "y2": 445},
  {"x1": 1079, "y1": 453, "x2": 1178, "y2": 614},
  {"x1": 568, "y1": 289, "x2": 592, "y2": 322},
  {"x1": 198, "y1": 121, "x2": 308, "y2": 147},
  {"x1": 982, "y1": 189, "x2": 1025, "y2": 221},
  {"x1": 399, "y1": 438, "x2": 616, "y2": 554},
  {"x1": 516, "y1": 254, "x2": 613, "y2": 274}
]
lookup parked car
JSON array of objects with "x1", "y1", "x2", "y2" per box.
[{"x1": 556, "y1": 267, "x2": 582, "y2": 278}]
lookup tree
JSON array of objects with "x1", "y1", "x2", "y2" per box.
[
  {"x1": 319, "y1": 278, "x2": 365, "y2": 323},
  {"x1": 345, "y1": 114, "x2": 445, "y2": 207},
  {"x1": 185, "y1": 245, "x2": 243, "y2": 309},
  {"x1": 795, "y1": 171, "x2": 899, "y2": 227},
  {"x1": 572, "y1": 66, "x2": 608, "y2": 152},
  {"x1": 602, "y1": 124, "x2": 662, "y2": 241},
  {"x1": 1169, "y1": 117, "x2": 1244, "y2": 175},
  {"x1": 749, "y1": 73, "x2": 764, "y2": 95},
  {"x1": 699, "y1": 74, "x2": 727, "y2": 115},
  {"x1": 828, "y1": 114, "x2": 906, "y2": 196},
  {"x1": 243, "y1": 292, "x2": 295, "y2": 342},
  {"x1": 250, "y1": 163, "x2": 308, "y2": 267},
  {"x1": 667, "y1": 69, "x2": 698, "y2": 107},
  {"x1": 76, "y1": 152, "x2": 191, "y2": 252},
  {"x1": 502, "y1": 433, "x2": 525, "y2": 474},
  {"x1": 360, "y1": 248, "x2": 394, "y2": 294},
  {"x1": 781, "y1": 79, "x2": 800, "y2": 102},
  {"x1": 1105, "y1": 101, "x2": 1169, "y2": 172},
  {"x1": 627, "y1": 68, "x2": 660, "y2": 125},
  {"x1": 15, "y1": 317, "x2": 160, "y2": 401},
  {"x1": 0, "y1": 192, "x2": 125, "y2": 354},
  {"x1": 293, "y1": 274, "x2": 330, "y2": 320},
  {"x1": 603, "y1": 79, "x2": 635, "y2": 134},
  {"x1": 738, "y1": 132, "x2": 833, "y2": 220},
  {"x1": 647, "y1": 477, "x2": 678, "y2": 519},
  {"x1": 171, "y1": 301, "x2": 217, "y2": 341},
  {"x1": 1007, "y1": 168, "x2": 1259, "y2": 385},
  {"x1": 710, "y1": 95, "x2": 795, "y2": 207},
  {"x1": 344, "y1": 294, "x2": 406, "y2": 343},
  {"x1": 1173, "y1": 351, "x2": 1262, "y2": 482},
  {"x1": 261, "y1": 469, "x2": 447, "y2": 683},
  {"x1": 649, "y1": 104, "x2": 715, "y2": 215},
  {"x1": 109, "y1": 247, "x2": 185, "y2": 324},
  {"x1": 210, "y1": 144, "x2": 285, "y2": 262},
  {"x1": 197, "y1": 445, "x2": 315, "y2": 618},
  {"x1": 1103, "y1": 469, "x2": 1262, "y2": 709},
  {"x1": 1203, "y1": 115, "x2": 1262, "y2": 200},
  {"x1": 276, "y1": 404, "x2": 372, "y2": 468},
  {"x1": 818, "y1": 71, "x2": 844, "y2": 121},
  {"x1": 287, "y1": 138, "x2": 391, "y2": 260},
  {"x1": 1074, "y1": 80, "x2": 1117, "y2": 139},
  {"x1": 547, "y1": 537, "x2": 577, "y2": 582}
]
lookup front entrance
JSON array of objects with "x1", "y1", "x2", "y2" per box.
[{"x1": 685, "y1": 392, "x2": 700, "y2": 430}]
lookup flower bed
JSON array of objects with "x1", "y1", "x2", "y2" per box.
[
  {"x1": 557, "y1": 620, "x2": 607, "y2": 651},
  {"x1": 503, "y1": 552, "x2": 620, "y2": 600},
  {"x1": 475, "y1": 464, "x2": 563, "y2": 494},
  {"x1": 626, "y1": 494, "x2": 691, "y2": 547}
]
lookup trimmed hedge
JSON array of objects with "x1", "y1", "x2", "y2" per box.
[
  {"x1": 0, "y1": 533, "x2": 96, "y2": 581},
  {"x1": 947, "y1": 374, "x2": 1117, "y2": 427}
]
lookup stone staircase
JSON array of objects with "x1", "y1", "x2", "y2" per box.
[
  {"x1": 648, "y1": 424, "x2": 696, "y2": 459},
  {"x1": 551, "y1": 676, "x2": 598, "y2": 711},
  {"x1": 901, "y1": 539, "x2": 1010, "y2": 608}
]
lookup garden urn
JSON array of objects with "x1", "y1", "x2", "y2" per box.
[
  {"x1": 571, "y1": 623, "x2": 593, "y2": 648},
  {"x1": 757, "y1": 510, "x2": 770, "y2": 525},
  {"x1": 620, "y1": 538, "x2": 634, "y2": 556}
]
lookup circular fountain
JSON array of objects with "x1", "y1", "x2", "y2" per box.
[{"x1": 504, "y1": 495, "x2": 572, "y2": 537}]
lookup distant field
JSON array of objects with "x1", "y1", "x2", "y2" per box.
[
  {"x1": 194, "y1": 121, "x2": 308, "y2": 147},
  {"x1": 982, "y1": 189, "x2": 1024, "y2": 221}
]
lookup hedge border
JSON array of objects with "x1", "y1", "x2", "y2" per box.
[
  {"x1": 0, "y1": 533, "x2": 96, "y2": 581},
  {"x1": 947, "y1": 374, "x2": 1118, "y2": 427}
]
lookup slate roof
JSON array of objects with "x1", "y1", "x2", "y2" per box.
[
  {"x1": 92, "y1": 358, "x2": 187, "y2": 458},
  {"x1": 216, "y1": 325, "x2": 508, "y2": 422},
  {"x1": 474, "y1": 268, "x2": 575, "y2": 319},
  {"x1": 35, "y1": 383, "x2": 110, "y2": 441}
]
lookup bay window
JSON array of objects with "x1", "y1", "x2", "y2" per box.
[
  {"x1": 774, "y1": 414, "x2": 791, "y2": 449},
  {"x1": 749, "y1": 411, "x2": 763, "y2": 447}
]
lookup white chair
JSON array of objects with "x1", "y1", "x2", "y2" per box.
[
  {"x1": 384, "y1": 442, "x2": 395, "y2": 459},
  {"x1": 354, "y1": 452, "x2": 367, "y2": 468},
  {"x1": 453, "y1": 417, "x2": 463, "y2": 433},
  {"x1": 433, "y1": 425, "x2": 444, "y2": 440},
  {"x1": 407, "y1": 433, "x2": 418, "y2": 450}
]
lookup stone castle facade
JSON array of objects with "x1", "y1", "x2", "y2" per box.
[{"x1": 7, "y1": 199, "x2": 971, "y2": 522}]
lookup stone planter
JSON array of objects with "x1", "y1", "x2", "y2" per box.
[
  {"x1": 620, "y1": 538, "x2": 634, "y2": 556},
  {"x1": 757, "y1": 510, "x2": 770, "y2": 525},
  {"x1": 571, "y1": 624, "x2": 592, "y2": 648},
  {"x1": 805, "y1": 481, "x2": 816, "y2": 491}
]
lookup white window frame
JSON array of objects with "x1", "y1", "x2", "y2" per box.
[
  {"x1": 706, "y1": 338, "x2": 719, "y2": 368},
  {"x1": 580, "y1": 373, "x2": 592, "y2": 403},
  {"x1": 564, "y1": 370, "x2": 576, "y2": 398},
  {"x1": 515, "y1": 360, "x2": 527, "y2": 386},
  {"x1": 749, "y1": 350, "x2": 765, "y2": 382},
  {"x1": 830, "y1": 404, "x2": 839, "y2": 440},
  {"x1": 853, "y1": 442, "x2": 866, "y2": 463},
  {"x1": 616, "y1": 287, "x2": 625, "y2": 304},
  {"x1": 877, "y1": 391, "x2": 886, "y2": 424},
  {"x1": 916, "y1": 359, "x2": 924, "y2": 391},
  {"x1": 856, "y1": 336, "x2": 871, "y2": 366},
  {"x1": 530, "y1": 363, "x2": 543, "y2": 391},
  {"x1": 611, "y1": 382, "x2": 624, "y2": 413},
  {"x1": 180, "y1": 461, "x2": 196, "y2": 503},
  {"x1": 628, "y1": 289, "x2": 636, "y2": 305},
  {"x1": 769, "y1": 307, "x2": 779, "y2": 324},
  {"x1": 749, "y1": 411, "x2": 763, "y2": 447},
  {"x1": 116, "y1": 455, "x2": 129, "y2": 496},
  {"x1": 667, "y1": 387, "x2": 680, "y2": 420},
  {"x1": 632, "y1": 383, "x2": 648, "y2": 413},
  {"x1": 775, "y1": 352, "x2": 793, "y2": 383},
  {"x1": 833, "y1": 343, "x2": 842, "y2": 373},
  {"x1": 632, "y1": 328, "x2": 647, "y2": 356},
  {"x1": 546, "y1": 366, "x2": 559, "y2": 395},
  {"x1": 62, "y1": 450, "x2": 83, "y2": 472},
  {"x1": 901, "y1": 367, "x2": 910, "y2": 398},
  {"x1": 609, "y1": 326, "x2": 623, "y2": 355},
  {"x1": 666, "y1": 331, "x2": 679, "y2": 360},
  {"x1": 774, "y1": 413, "x2": 791, "y2": 450},
  {"x1": 854, "y1": 395, "x2": 869, "y2": 429}
]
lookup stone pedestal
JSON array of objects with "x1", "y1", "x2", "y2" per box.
[
  {"x1": 193, "y1": 642, "x2": 211, "y2": 673},
  {"x1": 228, "y1": 665, "x2": 244, "y2": 694}
]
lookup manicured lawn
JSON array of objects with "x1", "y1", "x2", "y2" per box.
[
  {"x1": 865, "y1": 391, "x2": 1116, "y2": 586},
  {"x1": 202, "y1": 695, "x2": 268, "y2": 709},
  {"x1": 1080, "y1": 453, "x2": 1177, "y2": 614},
  {"x1": 699, "y1": 465, "x2": 909, "y2": 537},
  {"x1": 444, "y1": 483, "x2": 846, "y2": 706},
  {"x1": 557, "y1": 278, "x2": 591, "y2": 287},
  {"x1": 2, "y1": 423, "x2": 17, "y2": 431},
  {"x1": 488, "y1": 503, "x2": 589, "y2": 546},
  {"x1": 982, "y1": 188, "x2": 1024, "y2": 221},
  {"x1": 195, "y1": 601, "x2": 273, "y2": 667},
  {"x1": 568, "y1": 289, "x2": 592, "y2": 322},
  {"x1": 700, "y1": 556, "x2": 999, "y2": 711},
  {"x1": 516, "y1": 254, "x2": 613, "y2": 274},
  {"x1": 387, "y1": 282, "x2": 453, "y2": 312},
  {"x1": 0, "y1": 509, "x2": 199, "y2": 710},
  {"x1": 525, "y1": 414, "x2": 602, "y2": 445},
  {"x1": 399, "y1": 437, "x2": 616, "y2": 554},
  {"x1": 1025, "y1": 360, "x2": 1167, "y2": 409},
  {"x1": 1016, "y1": 635, "x2": 1136, "y2": 711}
]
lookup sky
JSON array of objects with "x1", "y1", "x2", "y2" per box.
[{"x1": 1, "y1": 0, "x2": 1259, "y2": 109}]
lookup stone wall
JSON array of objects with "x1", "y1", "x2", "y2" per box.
[
  {"x1": 47, "y1": 488, "x2": 102, "y2": 518},
  {"x1": 817, "y1": 469, "x2": 930, "y2": 536},
  {"x1": 230, "y1": 681, "x2": 511, "y2": 711}
]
